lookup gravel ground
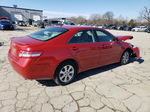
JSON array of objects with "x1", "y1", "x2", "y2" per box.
[{"x1": 0, "y1": 27, "x2": 150, "y2": 112}]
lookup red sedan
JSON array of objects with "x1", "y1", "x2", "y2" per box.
[{"x1": 8, "y1": 26, "x2": 140, "y2": 85}]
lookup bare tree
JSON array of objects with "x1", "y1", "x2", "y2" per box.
[
  {"x1": 140, "y1": 7, "x2": 150, "y2": 25},
  {"x1": 89, "y1": 14, "x2": 102, "y2": 24},
  {"x1": 66, "y1": 10, "x2": 142, "y2": 26},
  {"x1": 103, "y1": 11, "x2": 114, "y2": 24},
  {"x1": 128, "y1": 19, "x2": 136, "y2": 26},
  {"x1": 69, "y1": 16, "x2": 87, "y2": 24}
]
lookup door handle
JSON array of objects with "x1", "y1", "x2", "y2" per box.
[
  {"x1": 91, "y1": 47, "x2": 96, "y2": 50},
  {"x1": 72, "y1": 47, "x2": 79, "y2": 51},
  {"x1": 102, "y1": 45, "x2": 112, "y2": 49}
]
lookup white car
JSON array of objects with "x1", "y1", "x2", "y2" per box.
[{"x1": 131, "y1": 26, "x2": 147, "y2": 32}]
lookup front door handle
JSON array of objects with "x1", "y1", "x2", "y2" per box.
[{"x1": 102, "y1": 45, "x2": 112, "y2": 49}]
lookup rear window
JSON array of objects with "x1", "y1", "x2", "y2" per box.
[{"x1": 28, "y1": 27, "x2": 68, "y2": 41}]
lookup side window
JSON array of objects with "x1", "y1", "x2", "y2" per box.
[
  {"x1": 69, "y1": 30, "x2": 94, "y2": 44},
  {"x1": 95, "y1": 30, "x2": 114, "y2": 42}
]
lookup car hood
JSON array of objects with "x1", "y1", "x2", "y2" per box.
[{"x1": 115, "y1": 36, "x2": 133, "y2": 41}]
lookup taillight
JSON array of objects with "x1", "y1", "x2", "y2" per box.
[{"x1": 19, "y1": 51, "x2": 41, "y2": 57}]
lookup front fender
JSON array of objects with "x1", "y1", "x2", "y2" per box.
[{"x1": 132, "y1": 47, "x2": 140, "y2": 59}]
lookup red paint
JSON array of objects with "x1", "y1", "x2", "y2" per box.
[
  {"x1": 8, "y1": 26, "x2": 140, "y2": 80},
  {"x1": 132, "y1": 47, "x2": 140, "y2": 58},
  {"x1": 116, "y1": 35, "x2": 133, "y2": 41}
]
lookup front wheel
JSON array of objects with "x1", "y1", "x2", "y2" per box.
[
  {"x1": 120, "y1": 51, "x2": 130, "y2": 65},
  {"x1": 54, "y1": 62, "x2": 77, "y2": 85}
]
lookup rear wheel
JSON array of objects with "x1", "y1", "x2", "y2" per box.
[
  {"x1": 120, "y1": 51, "x2": 130, "y2": 65},
  {"x1": 54, "y1": 61, "x2": 77, "y2": 85}
]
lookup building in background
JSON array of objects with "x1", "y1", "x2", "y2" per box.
[{"x1": 0, "y1": 5, "x2": 43, "y2": 22}]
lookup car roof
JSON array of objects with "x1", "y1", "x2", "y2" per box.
[{"x1": 55, "y1": 25, "x2": 102, "y2": 30}]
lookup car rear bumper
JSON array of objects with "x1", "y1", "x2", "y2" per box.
[
  {"x1": 8, "y1": 52, "x2": 54, "y2": 80},
  {"x1": 132, "y1": 47, "x2": 140, "y2": 59}
]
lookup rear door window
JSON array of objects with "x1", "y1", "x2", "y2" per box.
[{"x1": 69, "y1": 30, "x2": 95, "y2": 44}]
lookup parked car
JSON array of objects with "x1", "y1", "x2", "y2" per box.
[
  {"x1": 101, "y1": 25, "x2": 108, "y2": 29},
  {"x1": 49, "y1": 20, "x2": 61, "y2": 25},
  {"x1": 8, "y1": 26, "x2": 140, "y2": 85},
  {"x1": 0, "y1": 20, "x2": 14, "y2": 30},
  {"x1": 105, "y1": 24, "x2": 114, "y2": 29},
  {"x1": 109, "y1": 25, "x2": 117, "y2": 30},
  {"x1": 33, "y1": 20, "x2": 45, "y2": 28},
  {"x1": 145, "y1": 27, "x2": 150, "y2": 33},
  {"x1": 96, "y1": 25, "x2": 104, "y2": 28},
  {"x1": 0, "y1": 42, "x2": 4, "y2": 46},
  {"x1": 63, "y1": 21, "x2": 76, "y2": 26},
  {"x1": 17, "y1": 21, "x2": 27, "y2": 26},
  {"x1": 123, "y1": 26, "x2": 135, "y2": 31},
  {"x1": 131, "y1": 26, "x2": 147, "y2": 32},
  {"x1": 117, "y1": 25, "x2": 127, "y2": 30},
  {"x1": 117, "y1": 25, "x2": 122, "y2": 30}
]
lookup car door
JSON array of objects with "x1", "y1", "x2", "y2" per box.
[
  {"x1": 93, "y1": 29, "x2": 122, "y2": 66},
  {"x1": 67, "y1": 29, "x2": 99, "y2": 70}
]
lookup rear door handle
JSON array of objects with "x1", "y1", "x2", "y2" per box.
[
  {"x1": 72, "y1": 47, "x2": 79, "y2": 51},
  {"x1": 102, "y1": 45, "x2": 107, "y2": 49}
]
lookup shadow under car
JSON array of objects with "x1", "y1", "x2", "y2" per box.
[{"x1": 37, "y1": 57, "x2": 144, "y2": 87}]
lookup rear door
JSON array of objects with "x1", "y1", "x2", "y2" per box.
[
  {"x1": 93, "y1": 29, "x2": 122, "y2": 66},
  {"x1": 67, "y1": 29, "x2": 99, "y2": 70}
]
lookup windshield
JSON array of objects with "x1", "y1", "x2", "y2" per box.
[{"x1": 28, "y1": 27, "x2": 68, "y2": 41}]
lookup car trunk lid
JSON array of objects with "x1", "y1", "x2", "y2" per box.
[
  {"x1": 10, "y1": 36, "x2": 44, "y2": 58},
  {"x1": 11, "y1": 36, "x2": 44, "y2": 45}
]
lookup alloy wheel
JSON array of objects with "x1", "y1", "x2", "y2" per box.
[
  {"x1": 121, "y1": 51, "x2": 130, "y2": 64},
  {"x1": 59, "y1": 65, "x2": 75, "y2": 83}
]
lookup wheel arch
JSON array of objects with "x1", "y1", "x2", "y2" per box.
[
  {"x1": 54, "y1": 58, "x2": 79, "y2": 78},
  {"x1": 124, "y1": 48, "x2": 134, "y2": 57},
  {"x1": 120, "y1": 48, "x2": 133, "y2": 61},
  {"x1": 120, "y1": 48, "x2": 133, "y2": 65}
]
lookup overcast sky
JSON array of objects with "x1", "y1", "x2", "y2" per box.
[{"x1": 0, "y1": 0, "x2": 150, "y2": 19}]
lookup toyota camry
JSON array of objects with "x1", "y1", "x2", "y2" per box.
[{"x1": 8, "y1": 26, "x2": 140, "y2": 85}]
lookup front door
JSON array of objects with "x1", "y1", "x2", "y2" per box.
[{"x1": 94, "y1": 29, "x2": 122, "y2": 66}]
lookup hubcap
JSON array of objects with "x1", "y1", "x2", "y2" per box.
[
  {"x1": 59, "y1": 65, "x2": 75, "y2": 83},
  {"x1": 122, "y1": 52, "x2": 129, "y2": 64}
]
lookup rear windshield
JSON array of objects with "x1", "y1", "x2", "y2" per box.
[{"x1": 28, "y1": 27, "x2": 68, "y2": 41}]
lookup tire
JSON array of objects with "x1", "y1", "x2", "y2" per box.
[
  {"x1": 54, "y1": 61, "x2": 77, "y2": 85},
  {"x1": 11, "y1": 26, "x2": 14, "y2": 30},
  {"x1": 120, "y1": 51, "x2": 130, "y2": 65}
]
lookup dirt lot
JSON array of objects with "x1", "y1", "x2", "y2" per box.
[{"x1": 0, "y1": 27, "x2": 150, "y2": 112}]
